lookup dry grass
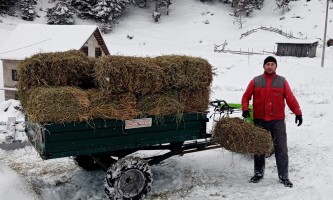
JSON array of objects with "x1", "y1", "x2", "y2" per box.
[
  {"x1": 155, "y1": 55, "x2": 213, "y2": 90},
  {"x1": 137, "y1": 91, "x2": 184, "y2": 117},
  {"x1": 213, "y1": 117, "x2": 273, "y2": 155},
  {"x1": 17, "y1": 50, "x2": 95, "y2": 108},
  {"x1": 87, "y1": 89, "x2": 140, "y2": 120},
  {"x1": 18, "y1": 53, "x2": 214, "y2": 123},
  {"x1": 94, "y1": 55, "x2": 165, "y2": 95},
  {"x1": 179, "y1": 87, "x2": 210, "y2": 113},
  {"x1": 25, "y1": 87, "x2": 90, "y2": 123}
]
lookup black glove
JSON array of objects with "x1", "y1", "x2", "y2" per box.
[
  {"x1": 295, "y1": 115, "x2": 303, "y2": 126},
  {"x1": 242, "y1": 110, "x2": 250, "y2": 118}
]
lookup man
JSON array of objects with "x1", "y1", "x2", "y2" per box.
[{"x1": 241, "y1": 56, "x2": 302, "y2": 188}]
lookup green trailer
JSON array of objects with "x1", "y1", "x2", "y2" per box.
[
  {"x1": 26, "y1": 113, "x2": 209, "y2": 160},
  {"x1": 25, "y1": 100, "x2": 248, "y2": 200}
]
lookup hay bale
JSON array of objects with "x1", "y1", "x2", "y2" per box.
[
  {"x1": 88, "y1": 89, "x2": 140, "y2": 120},
  {"x1": 155, "y1": 55, "x2": 213, "y2": 89},
  {"x1": 213, "y1": 118, "x2": 273, "y2": 155},
  {"x1": 18, "y1": 53, "x2": 214, "y2": 123},
  {"x1": 95, "y1": 55, "x2": 165, "y2": 95},
  {"x1": 95, "y1": 55, "x2": 214, "y2": 95},
  {"x1": 25, "y1": 87, "x2": 90, "y2": 123},
  {"x1": 179, "y1": 87, "x2": 210, "y2": 113},
  {"x1": 17, "y1": 50, "x2": 95, "y2": 94},
  {"x1": 137, "y1": 91, "x2": 184, "y2": 117}
]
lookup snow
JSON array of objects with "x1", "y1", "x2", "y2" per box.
[
  {"x1": 275, "y1": 39, "x2": 319, "y2": 44},
  {"x1": 0, "y1": 0, "x2": 333, "y2": 199},
  {"x1": 0, "y1": 163, "x2": 40, "y2": 200},
  {"x1": 0, "y1": 24, "x2": 100, "y2": 60}
]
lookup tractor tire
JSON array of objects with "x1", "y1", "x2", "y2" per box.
[{"x1": 104, "y1": 156, "x2": 153, "y2": 200}]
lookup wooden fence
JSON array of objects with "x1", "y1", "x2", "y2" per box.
[
  {"x1": 214, "y1": 43, "x2": 275, "y2": 55},
  {"x1": 240, "y1": 26, "x2": 307, "y2": 40}
]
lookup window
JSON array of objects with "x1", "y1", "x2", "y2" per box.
[
  {"x1": 12, "y1": 70, "x2": 18, "y2": 81},
  {"x1": 81, "y1": 46, "x2": 88, "y2": 56},
  {"x1": 95, "y1": 47, "x2": 102, "y2": 58}
]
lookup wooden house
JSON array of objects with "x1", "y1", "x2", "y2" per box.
[
  {"x1": 0, "y1": 24, "x2": 110, "y2": 100},
  {"x1": 275, "y1": 40, "x2": 318, "y2": 58}
]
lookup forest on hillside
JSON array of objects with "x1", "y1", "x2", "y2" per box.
[{"x1": 0, "y1": 0, "x2": 301, "y2": 32}]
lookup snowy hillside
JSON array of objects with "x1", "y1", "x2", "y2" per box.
[{"x1": 1, "y1": 0, "x2": 333, "y2": 200}]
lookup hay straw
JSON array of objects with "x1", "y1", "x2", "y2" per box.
[
  {"x1": 155, "y1": 55, "x2": 214, "y2": 89},
  {"x1": 25, "y1": 87, "x2": 90, "y2": 123},
  {"x1": 19, "y1": 53, "x2": 214, "y2": 123},
  {"x1": 137, "y1": 91, "x2": 184, "y2": 117},
  {"x1": 94, "y1": 55, "x2": 165, "y2": 95},
  {"x1": 179, "y1": 87, "x2": 210, "y2": 113},
  {"x1": 213, "y1": 118, "x2": 273, "y2": 155},
  {"x1": 88, "y1": 89, "x2": 140, "y2": 120},
  {"x1": 17, "y1": 50, "x2": 95, "y2": 93}
]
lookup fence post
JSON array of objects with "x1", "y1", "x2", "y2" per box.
[{"x1": 248, "y1": 47, "x2": 250, "y2": 65}]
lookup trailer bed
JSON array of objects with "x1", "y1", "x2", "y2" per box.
[{"x1": 25, "y1": 113, "x2": 209, "y2": 159}]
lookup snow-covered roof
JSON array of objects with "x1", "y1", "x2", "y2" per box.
[
  {"x1": 0, "y1": 24, "x2": 108, "y2": 60},
  {"x1": 276, "y1": 39, "x2": 319, "y2": 44}
]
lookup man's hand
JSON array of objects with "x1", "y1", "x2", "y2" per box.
[
  {"x1": 242, "y1": 110, "x2": 250, "y2": 118},
  {"x1": 295, "y1": 115, "x2": 303, "y2": 126}
]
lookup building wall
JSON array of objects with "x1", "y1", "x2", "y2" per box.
[
  {"x1": 276, "y1": 43, "x2": 317, "y2": 58},
  {"x1": 2, "y1": 60, "x2": 20, "y2": 100},
  {"x1": 3, "y1": 59, "x2": 20, "y2": 88},
  {"x1": 84, "y1": 34, "x2": 106, "y2": 58}
]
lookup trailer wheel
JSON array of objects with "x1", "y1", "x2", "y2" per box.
[
  {"x1": 74, "y1": 155, "x2": 116, "y2": 171},
  {"x1": 169, "y1": 141, "x2": 184, "y2": 151},
  {"x1": 104, "y1": 156, "x2": 153, "y2": 200},
  {"x1": 74, "y1": 155, "x2": 100, "y2": 171}
]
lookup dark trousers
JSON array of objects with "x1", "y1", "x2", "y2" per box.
[{"x1": 253, "y1": 119, "x2": 289, "y2": 179}]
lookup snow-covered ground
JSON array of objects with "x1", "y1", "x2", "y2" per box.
[{"x1": 0, "y1": 0, "x2": 333, "y2": 199}]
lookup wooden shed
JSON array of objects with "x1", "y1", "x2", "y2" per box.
[
  {"x1": 0, "y1": 24, "x2": 110, "y2": 100},
  {"x1": 275, "y1": 40, "x2": 318, "y2": 58}
]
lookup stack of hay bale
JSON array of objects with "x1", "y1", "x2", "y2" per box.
[
  {"x1": 213, "y1": 117, "x2": 273, "y2": 155},
  {"x1": 17, "y1": 50, "x2": 213, "y2": 124}
]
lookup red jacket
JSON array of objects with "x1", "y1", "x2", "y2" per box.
[{"x1": 242, "y1": 73, "x2": 302, "y2": 121}]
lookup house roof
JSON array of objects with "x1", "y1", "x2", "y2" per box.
[
  {"x1": 276, "y1": 39, "x2": 319, "y2": 44},
  {"x1": 0, "y1": 24, "x2": 110, "y2": 60}
]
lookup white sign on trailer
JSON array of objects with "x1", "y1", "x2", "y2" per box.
[{"x1": 125, "y1": 118, "x2": 152, "y2": 129}]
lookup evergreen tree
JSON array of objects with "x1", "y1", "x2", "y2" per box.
[
  {"x1": 233, "y1": 0, "x2": 264, "y2": 16},
  {"x1": 67, "y1": 0, "x2": 132, "y2": 24},
  {"x1": 235, "y1": 0, "x2": 255, "y2": 17},
  {"x1": 276, "y1": 0, "x2": 298, "y2": 13},
  {"x1": 0, "y1": 0, "x2": 16, "y2": 15},
  {"x1": 91, "y1": 0, "x2": 132, "y2": 23},
  {"x1": 219, "y1": 0, "x2": 232, "y2": 3},
  {"x1": 251, "y1": 0, "x2": 264, "y2": 10},
  {"x1": 136, "y1": 0, "x2": 148, "y2": 8},
  {"x1": 20, "y1": 0, "x2": 36, "y2": 21},
  {"x1": 99, "y1": 22, "x2": 112, "y2": 33},
  {"x1": 47, "y1": 1, "x2": 75, "y2": 25},
  {"x1": 67, "y1": 0, "x2": 95, "y2": 19}
]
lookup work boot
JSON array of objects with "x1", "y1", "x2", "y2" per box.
[
  {"x1": 250, "y1": 174, "x2": 263, "y2": 183},
  {"x1": 279, "y1": 178, "x2": 293, "y2": 188}
]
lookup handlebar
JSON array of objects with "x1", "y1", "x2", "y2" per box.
[{"x1": 209, "y1": 99, "x2": 252, "y2": 114}]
